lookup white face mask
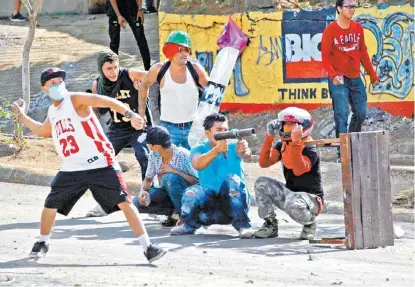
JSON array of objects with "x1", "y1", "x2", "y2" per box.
[{"x1": 48, "y1": 82, "x2": 68, "y2": 101}]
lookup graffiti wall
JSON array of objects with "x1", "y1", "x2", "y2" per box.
[{"x1": 159, "y1": 4, "x2": 414, "y2": 117}]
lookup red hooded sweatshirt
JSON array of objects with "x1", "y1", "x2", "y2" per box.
[{"x1": 321, "y1": 20, "x2": 379, "y2": 82}]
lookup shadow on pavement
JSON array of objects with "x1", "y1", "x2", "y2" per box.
[{"x1": 0, "y1": 258, "x2": 157, "y2": 269}]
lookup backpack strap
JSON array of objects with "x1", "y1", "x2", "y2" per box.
[
  {"x1": 186, "y1": 60, "x2": 202, "y2": 89},
  {"x1": 156, "y1": 60, "x2": 203, "y2": 109},
  {"x1": 157, "y1": 61, "x2": 171, "y2": 85},
  {"x1": 157, "y1": 59, "x2": 202, "y2": 88}
]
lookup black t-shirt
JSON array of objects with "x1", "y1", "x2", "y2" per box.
[
  {"x1": 105, "y1": 0, "x2": 138, "y2": 17},
  {"x1": 275, "y1": 141, "x2": 324, "y2": 200},
  {"x1": 98, "y1": 68, "x2": 152, "y2": 130}
]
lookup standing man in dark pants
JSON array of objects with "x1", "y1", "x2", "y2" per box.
[
  {"x1": 106, "y1": 0, "x2": 151, "y2": 71},
  {"x1": 86, "y1": 50, "x2": 153, "y2": 217},
  {"x1": 322, "y1": 0, "x2": 379, "y2": 159}
]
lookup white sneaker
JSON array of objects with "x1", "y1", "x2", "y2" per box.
[
  {"x1": 85, "y1": 204, "x2": 107, "y2": 217},
  {"x1": 393, "y1": 225, "x2": 405, "y2": 239},
  {"x1": 170, "y1": 225, "x2": 195, "y2": 236},
  {"x1": 239, "y1": 228, "x2": 254, "y2": 239}
]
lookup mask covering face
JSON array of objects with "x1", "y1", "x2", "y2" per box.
[{"x1": 48, "y1": 82, "x2": 68, "y2": 101}]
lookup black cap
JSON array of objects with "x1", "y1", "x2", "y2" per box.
[
  {"x1": 146, "y1": 126, "x2": 172, "y2": 146},
  {"x1": 40, "y1": 67, "x2": 66, "y2": 86}
]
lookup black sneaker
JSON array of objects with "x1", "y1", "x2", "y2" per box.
[
  {"x1": 11, "y1": 12, "x2": 28, "y2": 22},
  {"x1": 29, "y1": 241, "x2": 49, "y2": 258},
  {"x1": 144, "y1": 7, "x2": 157, "y2": 14},
  {"x1": 144, "y1": 244, "x2": 167, "y2": 263},
  {"x1": 161, "y1": 216, "x2": 178, "y2": 227}
]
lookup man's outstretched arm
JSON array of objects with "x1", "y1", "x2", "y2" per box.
[
  {"x1": 71, "y1": 92, "x2": 145, "y2": 130},
  {"x1": 12, "y1": 100, "x2": 52, "y2": 138}
]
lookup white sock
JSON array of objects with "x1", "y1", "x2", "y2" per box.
[
  {"x1": 38, "y1": 234, "x2": 50, "y2": 244},
  {"x1": 137, "y1": 233, "x2": 151, "y2": 251}
]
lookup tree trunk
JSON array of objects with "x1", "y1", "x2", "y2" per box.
[
  {"x1": 17, "y1": 0, "x2": 43, "y2": 147},
  {"x1": 22, "y1": 18, "x2": 37, "y2": 113}
]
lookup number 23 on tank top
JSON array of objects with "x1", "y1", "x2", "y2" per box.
[{"x1": 60, "y1": 135, "x2": 80, "y2": 157}]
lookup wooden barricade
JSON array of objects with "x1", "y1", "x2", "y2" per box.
[
  {"x1": 305, "y1": 131, "x2": 394, "y2": 249},
  {"x1": 340, "y1": 131, "x2": 394, "y2": 249}
]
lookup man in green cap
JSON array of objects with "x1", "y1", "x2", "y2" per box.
[
  {"x1": 139, "y1": 30, "x2": 209, "y2": 150},
  {"x1": 86, "y1": 50, "x2": 154, "y2": 217}
]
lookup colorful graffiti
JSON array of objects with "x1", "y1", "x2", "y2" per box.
[
  {"x1": 356, "y1": 12, "x2": 414, "y2": 99},
  {"x1": 159, "y1": 4, "x2": 414, "y2": 117},
  {"x1": 256, "y1": 35, "x2": 283, "y2": 66},
  {"x1": 196, "y1": 51, "x2": 250, "y2": 97}
]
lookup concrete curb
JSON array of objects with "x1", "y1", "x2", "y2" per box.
[
  {"x1": 0, "y1": 165, "x2": 413, "y2": 222},
  {"x1": 0, "y1": 166, "x2": 55, "y2": 186},
  {"x1": 0, "y1": 166, "x2": 141, "y2": 193}
]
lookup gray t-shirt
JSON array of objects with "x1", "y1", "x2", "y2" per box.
[{"x1": 145, "y1": 145, "x2": 198, "y2": 179}]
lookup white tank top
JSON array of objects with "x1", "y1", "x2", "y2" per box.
[
  {"x1": 48, "y1": 94, "x2": 117, "y2": 172},
  {"x1": 159, "y1": 67, "x2": 199, "y2": 123}
]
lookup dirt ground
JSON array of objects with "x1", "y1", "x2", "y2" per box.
[
  {"x1": 0, "y1": 137, "x2": 413, "y2": 208},
  {"x1": 227, "y1": 108, "x2": 415, "y2": 163},
  {"x1": 168, "y1": 0, "x2": 414, "y2": 15},
  {"x1": 0, "y1": 137, "x2": 278, "y2": 193}
]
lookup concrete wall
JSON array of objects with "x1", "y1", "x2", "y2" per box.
[
  {"x1": 0, "y1": 0, "x2": 104, "y2": 17},
  {"x1": 158, "y1": 4, "x2": 414, "y2": 117}
]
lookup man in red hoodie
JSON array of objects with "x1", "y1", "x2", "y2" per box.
[{"x1": 322, "y1": 0, "x2": 379, "y2": 158}]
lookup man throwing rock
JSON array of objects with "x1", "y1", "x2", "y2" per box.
[{"x1": 12, "y1": 67, "x2": 166, "y2": 263}]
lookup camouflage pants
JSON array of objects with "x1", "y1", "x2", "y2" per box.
[{"x1": 254, "y1": 177, "x2": 320, "y2": 226}]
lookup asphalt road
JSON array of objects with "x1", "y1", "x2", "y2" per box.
[{"x1": 0, "y1": 182, "x2": 413, "y2": 286}]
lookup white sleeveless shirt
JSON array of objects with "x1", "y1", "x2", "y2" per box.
[
  {"x1": 159, "y1": 67, "x2": 199, "y2": 123},
  {"x1": 48, "y1": 94, "x2": 117, "y2": 172}
]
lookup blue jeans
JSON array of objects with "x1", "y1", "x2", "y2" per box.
[
  {"x1": 106, "y1": 126, "x2": 149, "y2": 180},
  {"x1": 180, "y1": 175, "x2": 251, "y2": 232},
  {"x1": 328, "y1": 76, "x2": 368, "y2": 138},
  {"x1": 133, "y1": 173, "x2": 191, "y2": 215},
  {"x1": 160, "y1": 121, "x2": 192, "y2": 150}
]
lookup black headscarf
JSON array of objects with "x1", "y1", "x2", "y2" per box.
[{"x1": 96, "y1": 50, "x2": 119, "y2": 96}]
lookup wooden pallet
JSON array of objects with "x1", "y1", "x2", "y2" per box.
[{"x1": 307, "y1": 132, "x2": 394, "y2": 249}]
